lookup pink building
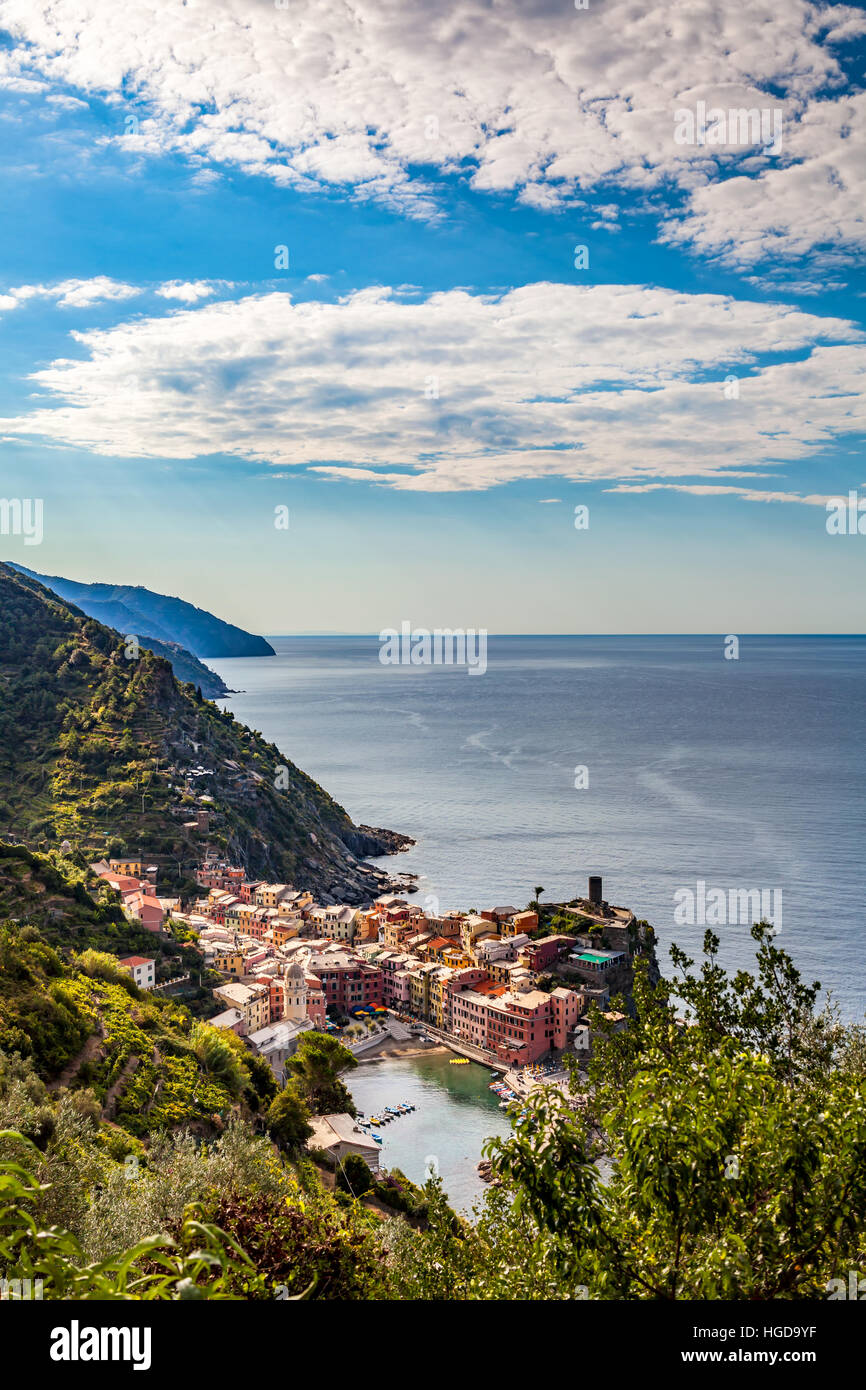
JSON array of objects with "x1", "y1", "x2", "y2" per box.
[
  {"x1": 375, "y1": 952, "x2": 418, "y2": 1009},
  {"x1": 520, "y1": 935, "x2": 577, "y2": 972},
  {"x1": 210, "y1": 1007, "x2": 247, "y2": 1036},
  {"x1": 450, "y1": 983, "x2": 578, "y2": 1065},
  {"x1": 550, "y1": 986, "x2": 584, "y2": 1048},
  {"x1": 195, "y1": 865, "x2": 245, "y2": 891},
  {"x1": 305, "y1": 976, "x2": 327, "y2": 1026},
  {"x1": 123, "y1": 890, "x2": 166, "y2": 931},
  {"x1": 308, "y1": 953, "x2": 384, "y2": 1013}
]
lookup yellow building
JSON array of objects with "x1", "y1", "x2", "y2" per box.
[
  {"x1": 429, "y1": 967, "x2": 455, "y2": 1029},
  {"x1": 214, "y1": 946, "x2": 245, "y2": 977},
  {"x1": 109, "y1": 859, "x2": 142, "y2": 878},
  {"x1": 212, "y1": 981, "x2": 269, "y2": 1033},
  {"x1": 269, "y1": 919, "x2": 302, "y2": 946},
  {"x1": 225, "y1": 905, "x2": 255, "y2": 933},
  {"x1": 408, "y1": 963, "x2": 439, "y2": 1021},
  {"x1": 355, "y1": 908, "x2": 382, "y2": 942},
  {"x1": 255, "y1": 883, "x2": 292, "y2": 908}
]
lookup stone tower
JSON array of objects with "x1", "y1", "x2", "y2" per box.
[{"x1": 282, "y1": 960, "x2": 308, "y2": 1021}]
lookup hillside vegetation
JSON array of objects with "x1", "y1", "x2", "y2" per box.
[{"x1": 0, "y1": 563, "x2": 404, "y2": 900}]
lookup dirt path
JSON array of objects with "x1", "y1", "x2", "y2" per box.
[{"x1": 52, "y1": 1029, "x2": 103, "y2": 1091}]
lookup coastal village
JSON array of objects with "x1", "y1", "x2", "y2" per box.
[{"x1": 90, "y1": 853, "x2": 655, "y2": 1171}]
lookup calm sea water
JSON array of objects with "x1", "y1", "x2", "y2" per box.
[
  {"x1": 210, "y1": 636, "x2": 866, "y2": 1019},
  {"x1": 345, "y1": 1051, "x2": 512, "y2": 1214}
]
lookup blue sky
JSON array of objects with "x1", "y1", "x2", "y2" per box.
[{"x1": 0, "y1": 0, "x2": 864, "y2": 633}]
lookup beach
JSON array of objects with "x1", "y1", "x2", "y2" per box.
[{"x1": 354, "y1": 1036, "x2": 450, "y2": 1063}]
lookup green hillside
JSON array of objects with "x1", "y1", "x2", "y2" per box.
[
  {"x1": 0, "y1": 917, "x2": 272, "y2": 1129},
  {"x1": 0, "y1": 562, "x2": 405, "y2": 901}
]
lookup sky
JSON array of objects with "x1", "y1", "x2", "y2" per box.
[{"x1": 0, "y1": 0, "x2": 864, "y2": 634}]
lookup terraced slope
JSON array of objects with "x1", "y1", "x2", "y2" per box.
[{"x1": 0, "y1": 563, "x2": 410, "y2": 901}]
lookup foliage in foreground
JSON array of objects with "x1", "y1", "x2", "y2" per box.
[
  {"x1": 0, "y1": 925, "x2": 864, "y2": 1300},
  {"x1": 484, "y1": 925, "x2": 866, "y2": 1299}
]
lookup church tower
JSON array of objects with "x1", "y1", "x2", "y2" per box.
[{"x1": 282, "y1": 960, "x2": 308, "y2": 1021}]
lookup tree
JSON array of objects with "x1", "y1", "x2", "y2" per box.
[
  {"x1": 336, "y1": 1152, "x2": 373, "y2": 1196},
  {"x1": 484, "y1": 925, "x2": 866, "y2": 1300},
  {"x1": 191, "y1": 1023, "x2": 247, "y2": 1097},
  {"x1": 287, "y1": 1033, "x2": 358, "y2": 1116},
  {"x1": 533, "y1": 886, "x2": 544, "y2": 909},
  {"x1": 266, "y1": 1085, "x2": 312, "y2": 1155}
]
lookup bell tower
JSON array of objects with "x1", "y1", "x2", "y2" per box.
[{"x1": 282, "y1": 960, "x2": 308, "y2": 1021}]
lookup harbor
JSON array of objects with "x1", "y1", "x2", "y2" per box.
[{"x1": 348, "y1": 1049, "x2": 513, "y2": 1214}]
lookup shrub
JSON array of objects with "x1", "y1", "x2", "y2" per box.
[{"x1": 336, "y1": 1152, "x2": 374, "y2": 1197}]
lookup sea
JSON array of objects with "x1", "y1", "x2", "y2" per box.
[{"x1": 210, "y1": 636, "x2": 866, "y2": 1021}]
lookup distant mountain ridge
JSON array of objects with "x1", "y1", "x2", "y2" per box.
[{"x1": 9, "y1": 565, "x2": 275, "y2": 659}]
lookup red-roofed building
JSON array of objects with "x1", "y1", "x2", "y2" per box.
[
  {"x1": 123, "y1": 891, "x2": 166, "y2": 931},
  {"x1": 117, "y1": 956, "x2": 156, "y2": 990},
  {"x1": 99, "y1": 873, "x2": 143, "y2": 895},
  {"x1": 423, "y1": 936, "x2": 456, "y2": 961}
]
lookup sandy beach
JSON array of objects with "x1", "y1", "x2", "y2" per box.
[{"x1": 354, "y1": 1036, "x2": 450, "y2": 1064}]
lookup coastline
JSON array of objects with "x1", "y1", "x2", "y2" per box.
[{"x1": 354, "y1": 1036, "x2": 450, "y2": 1064}]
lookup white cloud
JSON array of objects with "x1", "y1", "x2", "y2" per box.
[
  {"x1": 659, "y1": 92, "x2": 866, "y2": 267},
  {"x1": 607, "y1": 484, "x2": 834, "y2": 506},
  {"x1": 1, "y1": 282, "x2": 863, "y2": 493},
  {"x1": 155, "y1": 280, "x2": 219, "y2": 302},
  {"x1": 0, "y1": 0, "x2": 863, "y2": 262},
  {"x1": 0, "y1": 276, "x2": 139, "y2": 312},
  {"x1": 46, "y1": 92, "x2": 88, "y2": 110}
]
